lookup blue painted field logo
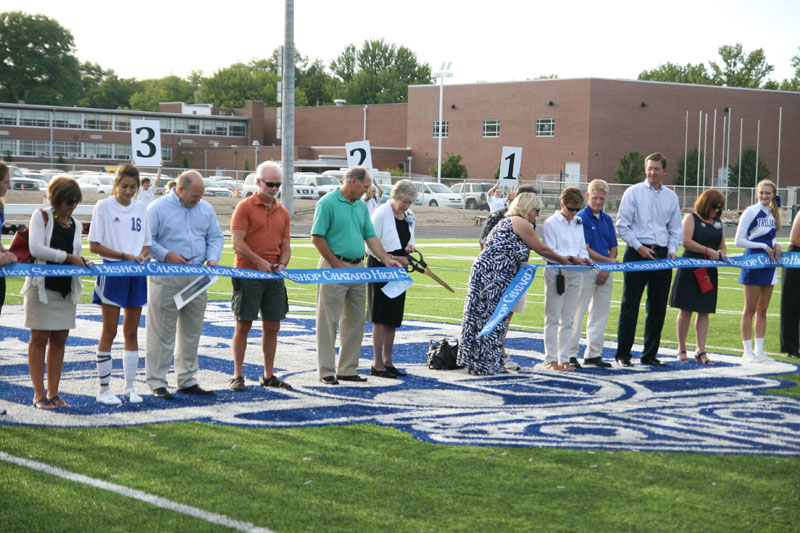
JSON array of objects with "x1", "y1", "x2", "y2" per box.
[{"x1": 1, "y1": 302, "x2": 799, "y2": 456}]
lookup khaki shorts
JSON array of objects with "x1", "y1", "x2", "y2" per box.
[{"x1": 231, "y1": 278, "x2": 288, "y2": 322}]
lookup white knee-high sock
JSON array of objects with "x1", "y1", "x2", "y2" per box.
[
  {"x1": 96, "y1": 351, "x2": 112, "y2": 391},
  {"x1": 123, "y1": 350, "x2": 139, "y2": 390}
]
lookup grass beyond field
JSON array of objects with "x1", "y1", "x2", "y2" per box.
[{"x1": 1, "y1": 237, "x2": 799, "y2": 531}]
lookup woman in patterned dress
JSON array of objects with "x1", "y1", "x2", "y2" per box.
[{"x1": 458, "y1": 192, "x2": 568, "y2": 375}]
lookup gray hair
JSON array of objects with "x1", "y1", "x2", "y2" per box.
[
  {"x1": 256, "y1": 161, "x2": 281, "y2": 180},
  {"x1": 344, "y1": 166, "x2": 369, "y2": 183},
  {"x1": 390, "y1": 179, "x2": 418, "y2": 202}
]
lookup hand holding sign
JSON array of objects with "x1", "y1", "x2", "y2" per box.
[
  {"x1": 131, "y1": 119, "x2": 162, "y2": 166},
  {"x1": 345, "y1": 140, "x2": 373, "y2": 169}
]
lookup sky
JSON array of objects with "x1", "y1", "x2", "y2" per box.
[{"x1": 4, "y1": 0, "x2": 799, "y2": 86}]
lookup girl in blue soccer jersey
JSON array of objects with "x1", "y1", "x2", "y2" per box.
[
  {"x1": 88, "y1": 164, "x2": 151, "y2": 405},
  {"x1": 735, "y1": 179, "x2": 781, "y2": 363}
]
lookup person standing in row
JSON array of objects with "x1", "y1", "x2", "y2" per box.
[
  {"x1": 541, "y1": 187, "x2": 591, "y2": 371},
  {"x1": 668, "y1": 189, "x2": 727, "y2": 365},
  {"x1": 615, "y1": 153, "x2": 682, "y2": 367},
  {"x1": 88, "y1": 164, "x2": 151, "y2": 405},
  {"x1": 0, "y1": 162, "x2": 16, "y2": 316},
  {"x1": 780, "y1": 208, "x2": 800, "y2": 359},
  {"x1": 23, "y1": 178, "x2": 93, "y2": 409},
  {"x1": 569, "y1": 179, "x2": 618, "y2": 368},
  {"x1": 311, "y1": 166, "x2": 401, "y2": 385},
  {"x1": 367, "y1": 179, "x2": 418, "y2": 379},
  {"x1": 228, "y1": 162, "x2": 292, "y2": 392},
  {"x1": 146, "y1": 171, "x2": 224, "y2": 399},
  {"x1": 736, "y1": 179, "x2": 781, "y2": 363}
]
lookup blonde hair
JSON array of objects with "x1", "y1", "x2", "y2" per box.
[
  {"x1": 506, "y1": 192, "x2": 543, "y2": 219},
  {"x1": 587, "y1": 179, "x2": 609, "y2": 194},
  {"x1": 757, "y1": 179, "x2": 781, "y2": 231}
]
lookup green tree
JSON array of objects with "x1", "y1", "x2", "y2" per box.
[
  {"x1": 197, "y1": 59, "x2": 307, "y2": 108},
  {"x1": 78, "y1": 62, "x2": 141, "y2": 109},
  {"x1": 182, "y1": 153, "x2": 190, "y2": 169},
  {"x1": 638, "y1": 62, "x2": 713, "y2": 85},
  {"x1": 329, "y1": 39, "x2": 432, "y2": 104},
  {"x1": 56, "y1": 155, "x2": 67, "y2": 171},
  {"x1": 243, "y1": 157, "x2": 250, "y2": 172},
  {"x1": 614, "y1": 150, "x2": 645, "y2": 184},
  {"x1": 730, "y1": 147, "x2": 771, "y2": 188},
  {"x1": 778, "y1": 47, "x2": 800, "y2": 91},
  {"x1": 129, "y1": 75, "x2": 197, "y2": 111},
  {"x1": 710, "y1": 43, "x2": 774, "y2": 88},
  {"x1": 675, "y1": 146, "x2": 707, "y2": 187},
  {"x1": 0, "y1": 11, "x2": 83, "y2": 104},
  {"x1": 430, "y1": 153, "x2": 468, "y2": 179}
]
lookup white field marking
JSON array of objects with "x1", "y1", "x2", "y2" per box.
[{"x1": 0, "y1": 451, "x2": 273, "y2": 533}]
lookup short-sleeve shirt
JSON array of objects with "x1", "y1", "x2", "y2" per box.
[
  {"x1": 88, "y1": 197, "x2": 152, "y2": 259},
  {"x1": 311, "y1": 189, "x2": 375, "y2": 259},
  {"x1": 577, "y1": 206, "x2": 617, "y2": 258},
  {"x1": 230, "y1": 194, "x2": 290, "y2": 269}
]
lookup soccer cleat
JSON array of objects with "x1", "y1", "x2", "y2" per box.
[{"x1": 96, "y1": 389, "x2": 122, "y2": 406}]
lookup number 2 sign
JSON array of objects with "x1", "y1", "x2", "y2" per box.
[
  {"x1": 130, "y1": 120, "x2": 162, "y2": 166},
  {"x1": 345, "y1": 140, "x2": 373, "y2": 170}
]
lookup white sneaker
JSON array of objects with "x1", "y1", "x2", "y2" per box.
[
  {"x1": 754, "y1": 351, "x2": 772, "y2": 363},
  {"x1": 503, "y1": 356, "x2": 521, "y2": 371},
  {"x1": 96, "y1": 389, "x2": 122, "y2": 405},
  {"x1": 123, "y1": 388, "x2": 142, "y2": 403}
]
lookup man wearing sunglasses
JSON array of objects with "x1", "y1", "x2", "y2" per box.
[
  {"x1": 614, "y1": 153, "x2": 682, "y2": 367},
  {"x1": 228, "y1": 161, "x2": 292, "y2": 392},
  {"x1": 311, "y1": 166, "x2": 402, "y2": 385}
]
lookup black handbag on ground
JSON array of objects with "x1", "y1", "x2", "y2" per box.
[{"x1": 427, "y1": 339, "x2": 462, "y2": 370}]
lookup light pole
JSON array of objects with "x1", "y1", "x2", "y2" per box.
[
  {"x1": 252, "y1": 139, "x2": 260, "y2": 168},
  {"x1": 435, "y1": 62, "x2": 452, "y2": 184}
]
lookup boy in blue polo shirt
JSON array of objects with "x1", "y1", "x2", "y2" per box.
[{"x1": 568, "y1": 179, "x2": 618, "y2": 367}]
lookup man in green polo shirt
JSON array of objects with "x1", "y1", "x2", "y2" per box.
[{"x1": 311, "y1": 166, "x2": 402, "y2": 385}]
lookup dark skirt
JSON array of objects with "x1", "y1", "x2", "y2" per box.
[{"x1": 367, "y1": 255, "x2": 407, "y2": 328}]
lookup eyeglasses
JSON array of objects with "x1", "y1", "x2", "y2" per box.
[
  {"x1": 565, "y1": 206, "x2": 581, "y2": 212},
  {"x1": 713, "y1": 204, "x2": 723, "y2": 210},
  {"x1": 261, "y1": 181, "x2": 281, "y2": 188}
]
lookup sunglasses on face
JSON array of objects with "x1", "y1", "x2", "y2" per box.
[
  {"x1": 565, "y1": 206, "x2": 581, "y2": 212},
  {"x1": 713, "y1": 204, "x2": 723, "y2": 210},
  {"x1": 64, "y1": 199, "x2": 78, "y2": 207},
  {"x1": 261, "y1": 181, "x2": 281, "y2": 188}
]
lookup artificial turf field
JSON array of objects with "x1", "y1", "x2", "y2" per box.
[{"x1": 1, "y1": 237, "x2": 799, "y2": 532}]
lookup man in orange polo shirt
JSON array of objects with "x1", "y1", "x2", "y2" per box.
[{"x1": 229, "y1": 161, "x2": 292, "y2": 392}]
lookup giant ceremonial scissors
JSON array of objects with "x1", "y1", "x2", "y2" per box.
[{"x1": 405, "y1": 251, "x2": 454, "y2": 293}]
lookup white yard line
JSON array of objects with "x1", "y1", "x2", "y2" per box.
[{"x1": 0, "y1": 451, "x2": 273, "y2": 533}]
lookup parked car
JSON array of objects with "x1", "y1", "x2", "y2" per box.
[
  {"x1": 202, "y1": 178, "x2": 233, "y2": 198},
  {"x1": 78, "y1": 174, "x2": 115, "y2": 194},
  {"x1": 302, "y1": 173, "x2": 341, "y2": 197},
  {"x1": 211, "y1": 176, "x2": 243, "y2": 194},
  {"x1": 450, "y1": 182, "x2": 495, "y2": 210},
  {"x1": 414, "y1": 182, "x2": 464, "y2": 208},
  {"x1": 278, "y1": 180, "x2": 317, "y2": 200},
  {"x1": 10, "y1": 176, "x2": 46, "y2": 191}
]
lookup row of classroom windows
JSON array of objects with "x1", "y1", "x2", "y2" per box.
[
  {"x1": 0, "y1": 139, "x2": 172, "y2": 162},
  {"x1": 0, "y1": 109, "x2": 247, "y2": 137},
  {"x1": 432, "y1": 119, "x2": 556, "y2": 138}
]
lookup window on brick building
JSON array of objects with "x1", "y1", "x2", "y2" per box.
[
  {"x1": 482, "y1": 120, "x2": 500, "y2": 137},
  {"x1": 536, "y1": 118, "x2": 555, "y2": 137},
  {"x1": 432, "y1": 121, "x2": 448, "y2": 138}
]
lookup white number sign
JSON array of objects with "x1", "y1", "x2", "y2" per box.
[
  {"x1": 130, "y1": 120, "x2": 162, "y2": 166},
  {"x1": 499, "y1": 146, "x2": 523, "y2": 190},
  {"x1": 345, "y1": 140, "x2": 373, "y2": 170}
]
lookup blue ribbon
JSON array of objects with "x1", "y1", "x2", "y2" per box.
[
  {"x1": 476, "y1": 252, "x2": 800, "y2": 338},
  {"x1": 0, "y1": 261, "x2": 411, "y2": 285}
]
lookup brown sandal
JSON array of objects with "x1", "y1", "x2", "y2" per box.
[
  {"x1": 677, "y1": 350, "x2": 689, "y2": 363},
  {"x1": 33, "y1": 397, "x2": 55, "y2": 410},
  {"x1": 695, "y1": 352, "x2": 714, "y2": 365},
  {"x1": 47, "y1": 395, "x2": 70, "y2": 408}
]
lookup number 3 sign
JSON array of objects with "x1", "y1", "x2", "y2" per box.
[{"x1": 130, "y1": 120, "x2": 162, "y2": 166}]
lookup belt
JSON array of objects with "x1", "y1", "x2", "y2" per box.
[
  {"x1": 336, "y1": 255, "x2": 363, "y2": 265},
  {"x1": 642, "y1": 244, "x2": 668, "y2": 251}
]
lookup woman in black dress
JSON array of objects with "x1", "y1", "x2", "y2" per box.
[
  {"x1": 669, "y1": 189, "x2": 727, "y2": 364},
  {"x1": 367, "y1": 179, "x2": 418, "y2": 378}
]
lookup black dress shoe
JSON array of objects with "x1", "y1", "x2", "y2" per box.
[
  {"x1": 584, "y1": 357, "x2": 613, "y2": 368},
  {"x1": 640, "y1": 356, "x2": 666, "y2": 366},
  {"x1": 177, "y1": 384, "x2": 215, "y2": 395},
  {"x1": 370, "y1": 367, "x2": 399, "y2": 379},
  {"x1": 787, "y1": 351, "x2": 800, "y2": 359},
  {"x1": 336, "y1": 374, "x2": 368, "y2": 382},
  {"x1": 385, "y1": 365, "x2": 407, "y2": 377},
  {"x1": 152, "y1": 387, "x2": 173, "y2": 400},
  {"x1": 320, "y1": 375, "x2": 339, "y2": 385},
  {"x1": 615, "y1": 356, "x2": 633, "y2": 368},
  {"x1": 568, "y1": 357, "x2": 583, "y2": 370}
]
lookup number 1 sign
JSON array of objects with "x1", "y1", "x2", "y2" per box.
[
  {"x1": 131, "y1": 120, "x2": 162, "y2": 166},
  {"x1": 498, "y1": 146, "x2": 522, "y2": 191}
]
